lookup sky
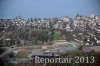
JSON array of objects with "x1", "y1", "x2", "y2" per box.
[{"x1": 0, "y1": 0, "x2": 100, "y2": 18}]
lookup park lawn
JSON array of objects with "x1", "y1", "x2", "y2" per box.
[
  {"x1": 15, "y1": 49, "x2": 29, "y2": 58},
  {"x1": 53, "y1": 31, "x2": 65, "y2": 40}
]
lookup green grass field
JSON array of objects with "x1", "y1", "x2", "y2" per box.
[
  {"x1": 53, "y1": 31, "x2": 65, "y2": 40},
  {"x1": 15, "y1": 49, "x2": 29, "y2": 58}
]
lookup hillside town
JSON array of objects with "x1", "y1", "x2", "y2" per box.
[{"x1": 0, "y1": 14, "x2": 100, "y2": 66}]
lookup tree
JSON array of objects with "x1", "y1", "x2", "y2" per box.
[
  {"x1": 9, "y1": 52, "x2": 15, "y2": 58},
  {"x1": 50, "y1": 29, "x2": 54, "y2": 41}
]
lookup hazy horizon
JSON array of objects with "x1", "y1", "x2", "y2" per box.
[{"x1": 0, "y1": 0, "x2": 100, "y2": 18}]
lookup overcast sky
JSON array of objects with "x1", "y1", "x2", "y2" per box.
[{"x1": 0, "y1": 0, "x2": 100, "y2": 18}]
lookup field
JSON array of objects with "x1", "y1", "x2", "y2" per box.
[{"x1": 15, "y1": 49, "x2": 29, "y2": 58}]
